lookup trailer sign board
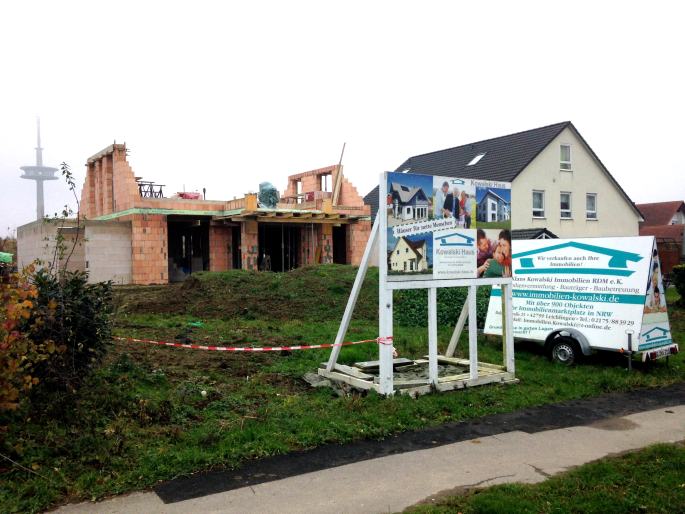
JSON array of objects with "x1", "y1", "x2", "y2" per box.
[{"x1": 485, "y1": 236, "x2": 677, "y2": 359}]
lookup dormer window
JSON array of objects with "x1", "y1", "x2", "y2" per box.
[
  {"x1": 560, "y1": 144, "x2": 572, "y2": 171},
  {"x1": 467, "y1": 153, "x2": 486, "y2": 166}
]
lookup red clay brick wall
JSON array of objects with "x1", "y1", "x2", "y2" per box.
[
  {"x1": 348, "y1": 221, "x2": 371, "y2": 265},
  {"x1": 130, "y1": 214, "x2": 168, "y2": 284},
  {"x1": 318, "y1": 224, "x2": 333, "y2": 264},
  {"x1": 81, "y1": 164, "x2": 96, "y2": 218},
  {"x1": 299, "y1": 225, "x2": 318, "y2": 266},
  {"x1": 283, "y1": 165, "x2": 338, "y2": 197},
  {"x1": 241, "y1": 221, "x2": 259, "y2": 271},
  {"x1": 81, "y1": 144, "x2": 139, "y2": 219},
  {"x1": 112, "y1": 146, "x2": 141, "y2": 213},
  {"x1": 209, "y1": 225, "x2": 232, "y2": 271},
  {"x1": 337, "y1": 177, "x2": 368, "y2": 209}
]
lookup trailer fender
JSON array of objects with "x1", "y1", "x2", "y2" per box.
[{"x1": 545, "y1": 329, "x2": 593, "y2": 356}]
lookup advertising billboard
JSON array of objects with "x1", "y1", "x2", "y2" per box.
[{"x1": 385, "y1": 171, "x2": 512, "y2": 281}]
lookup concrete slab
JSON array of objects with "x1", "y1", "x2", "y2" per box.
[{"x1": 54, "y1": 405, "x2": 685, "y2": 514}]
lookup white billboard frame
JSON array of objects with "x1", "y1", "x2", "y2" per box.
[{"x1": 321, "y1": 173, "x2": 516, "y2": 396}]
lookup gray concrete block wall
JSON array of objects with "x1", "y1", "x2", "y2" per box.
[
  {"x1": 85, "y1": 222, "x2": 132, "y2": 284},
  {"x1": 16, "y1": 220, "x2": 86, "y2": 273},
  {"x1": 17, "y1": 221, "x2": 63, "y2": 269}
]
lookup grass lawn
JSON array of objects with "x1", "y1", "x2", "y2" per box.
[
  {"x1": 1, "y1": 267, "x2": 683, "y2": 513},
  {"x1": 404, "y1": 442, "x2": 685, "y2": 514}
]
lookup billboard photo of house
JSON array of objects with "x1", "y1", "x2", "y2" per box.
[
  {"x1": 475, "y1": 187, "x2": 511, "y2": 229},
  {"x1": 387, "y1": 229, "x2": 433, "y2": 275},
  {"x1": 387, "y1": 174, "x2": 433, "y2": 228}
]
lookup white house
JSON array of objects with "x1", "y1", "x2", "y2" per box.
[
  {"x1": 389, "y1": 182, "x2": 430, "y2": 221},
  {"x1": 366, "y1": 121, "x2": 643, "y2": 238},
  {"x1": 389, "y1": 236, "x2": 428, "y2": 272},
  {"x1": 477, "y1": 189, "x2": 510, "y2": 223}
]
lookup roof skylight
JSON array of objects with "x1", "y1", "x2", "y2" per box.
[{"x1": 467, "y1": 153, "x2": 486, "y2": 166}]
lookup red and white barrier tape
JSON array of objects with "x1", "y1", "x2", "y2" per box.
[{"x1": 113, "y1": 335, "x2": 393, "y2": 352}]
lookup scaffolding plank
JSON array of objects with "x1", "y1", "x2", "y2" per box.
[{"x1": 354, "y1": 358, "x2": 414, "y2": 372}]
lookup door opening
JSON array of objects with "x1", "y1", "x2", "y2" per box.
[{"x1": 332, "y1": 225, "x2": 347, "y2": 264}]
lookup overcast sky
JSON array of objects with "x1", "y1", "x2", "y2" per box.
[{"x1": 2, "y1": 1, "x2": 684, "y2": 237}]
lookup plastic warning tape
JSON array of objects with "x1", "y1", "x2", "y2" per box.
[{"x1": 113, "y1": 336, "x2": 393, "y2": 352}]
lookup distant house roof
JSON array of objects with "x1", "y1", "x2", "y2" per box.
[
  {"x1": 364, "y1": 121, "x2": 642, "y2": 222},
  {"x1": 511, "y1": 228, "x2": 558, "y2": 240},
  {"x1": 639, "y1": 224, "x2": 684, "y2": 244},
  {"x1": 636, "y1": 201, "x2": 685, "y2": 227}
]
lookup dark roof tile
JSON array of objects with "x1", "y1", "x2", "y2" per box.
[{"x1": 365, "y1": 122, "x2": 570, "y2": 218}]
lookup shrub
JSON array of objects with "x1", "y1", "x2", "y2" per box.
[
  {"x1": 672, "y1": 264, "x2": 685, "y2": 306},
  {"x1": 0, "y1": 266, "x2": 113, "y2": 416},
  {"x1": 394, "y1": 286, "x2": 492, "y2": 328},
  {"x1": 29, "y1": 268, "x2": 113, "y2": 394},
  {"x1": 0, "y1": 266, "x2": 54, "y2": 411}
]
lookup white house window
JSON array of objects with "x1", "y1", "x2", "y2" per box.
[
  {"x1": 586, "y1": 193, "x2": 597, "y2": 219},
  {"x1": 467, "y1": 153, "x2": 486, "y2": 166},
  {"x1": 560, "y1": 144, "x2": 572, "y2": 171},
  {"x1": 560, "y1": 192, "x2": 572, "y2": 218},
  {"x1": 532, "y1": 190, "x2": 545, "y2": 217}
]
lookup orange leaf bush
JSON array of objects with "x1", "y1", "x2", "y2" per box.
[{"x1": 0, "y1": 267, "x2": 55, "y2": 412}]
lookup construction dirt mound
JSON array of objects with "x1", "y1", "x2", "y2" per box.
[{"x1": 113, "y1": 264, "x2": 379, "y2": 321}]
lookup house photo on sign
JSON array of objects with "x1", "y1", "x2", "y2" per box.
[{"x1": 385, "y1": 171, "x2": 512, "y2": 281}]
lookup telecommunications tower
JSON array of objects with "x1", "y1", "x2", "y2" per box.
[{"x1": 20, "y1": 118, "x2": 58, "y2": 220}]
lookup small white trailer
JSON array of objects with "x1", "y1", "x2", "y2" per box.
[{"x1": 484, "y1": 236, "x2": 679, "y2": 364}]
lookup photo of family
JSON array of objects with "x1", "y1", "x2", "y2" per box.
[
  {"x1": 432, "y1": 178, "x2": 475, "y2": 228},
  {"x1": 476, "y1": 228, "x2": 512, "y2": 278},
  {"x1": 644, "y1": 248, "x2": 668, "y2": 314}
]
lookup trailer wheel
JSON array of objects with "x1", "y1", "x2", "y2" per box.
[{"x1": 550, "y1": 337, "x2": 581, "y2": 366}]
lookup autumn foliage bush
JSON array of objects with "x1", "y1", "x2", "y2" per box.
[
  {"x1": 0, "y1": 265, "x2": 53, "y2": 411},
  {"x1": 0, "y1": 264, "x2": 113, "y2": 414}
]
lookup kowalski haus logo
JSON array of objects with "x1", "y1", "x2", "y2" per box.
[
  {"x1": 435, "y1": 232, "x2": 475, "y2": 247},
  {"x1": 512, "y1": 242, "x2": 643, "y2": 276},
  {"x1": 640, "y1": 326, "x2": 672, "y2": 350}
]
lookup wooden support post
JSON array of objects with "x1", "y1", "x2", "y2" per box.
[
  {"x1": 468, "y1": 284, "x2": 478, "y2": 381},
  {"x1": 326, "y1": 216, "x2": 379, "y2": 371},
  {"x1": 445, "y1": 301, "x2": 468, "y2": 357},
  {"x1": 428, "y1": 287, "x2": 438, "y2": 386}
]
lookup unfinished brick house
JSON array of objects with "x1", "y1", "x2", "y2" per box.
[{"x1": 18, "y1": 143, "x2": 371, "y2": 285}]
